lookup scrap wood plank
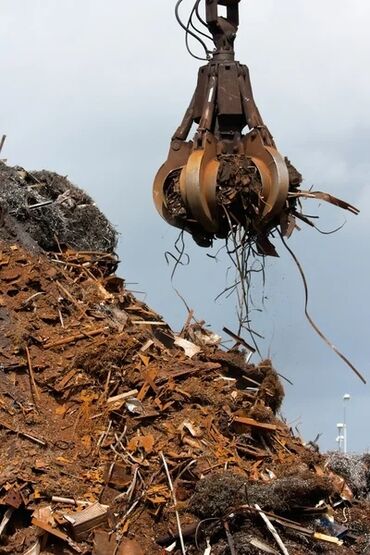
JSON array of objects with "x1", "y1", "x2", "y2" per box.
[
  {"x1": 157, "y1": 362, "x2": 221, "y2": 381},
  {"x1": 32, "y1": 518, "x2": 82, "y2": 553},
  {"x1": 234, "y1": 416, "x2": 277, "y2": 431},
  {"x1": 43, "y1": 326, "x2": 109, "y2": 349},
  {"x1": 235, "y1": 443, "x2": 270, "y2": 458}
]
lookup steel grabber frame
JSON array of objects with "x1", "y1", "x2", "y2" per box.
[{"x1": 153, "y1": 0, "x2": 289, "y2": 244}]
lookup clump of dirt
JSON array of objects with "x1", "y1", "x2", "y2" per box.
[
  {"x1": 0, "y1": 161, "x2": 117, "y2": 252},
  {"x1": 246, "y1": 474, "x2": 334, "y2": 513},
  {"x1": 191, "y1": 473, "x2": 247, "y2": 518},
  {"x1": 326, "y1": 453, "x2": 370, "y2": 498}
]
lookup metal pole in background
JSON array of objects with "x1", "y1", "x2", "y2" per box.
[
  {"x1": 343, "y1": 394, "x2": 351, "y2": 454},
  {"x1": 0, "y1": 135, "x2": 6, "y2": 155},
  {"x1": 336, "y1": 423, "x2": 344, "y2": 452}
]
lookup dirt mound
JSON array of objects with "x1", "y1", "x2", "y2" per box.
[{"x1": 0, "y1": 162, "x2": 117, "y2": 253}]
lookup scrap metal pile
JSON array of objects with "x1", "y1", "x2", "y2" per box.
[{"x1": 0, "y1": 163, "x2": 370, "y2": 554}]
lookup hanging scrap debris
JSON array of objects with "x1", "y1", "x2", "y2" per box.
[{"x1": 153, "y1": 0, "x2": 361, "y2": 379}]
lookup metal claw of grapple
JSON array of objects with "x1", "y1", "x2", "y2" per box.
[{"x1": 153, "y1": 0, "x2": 290, "y2": 246}]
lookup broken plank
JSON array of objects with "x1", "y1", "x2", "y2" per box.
[
  {"x1": 234, "y1": 416, "x2": 277, "y2": 432},
  {"x1": 32, "y1": 518, "x2": 82, "y2": 552},
  {"x1": 107, "y1": 389, "x2": 139, "y2": 408},
  {"x1": 43, "y1": 326, "x2": 109, "y2": 349}
]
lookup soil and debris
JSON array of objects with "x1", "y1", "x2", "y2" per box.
[{"x1": 0, "y1": 160, "x2": 369, "y2": 554}]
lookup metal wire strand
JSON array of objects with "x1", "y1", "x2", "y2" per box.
[{"x1": 279, "y1": 230, "x2": 366, "y2": 384}]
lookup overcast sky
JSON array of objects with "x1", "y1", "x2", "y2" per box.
[{"x1": 0, "y1": 0, "x2": 369, "y2": 452}]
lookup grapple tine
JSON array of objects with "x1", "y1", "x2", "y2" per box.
[
  {"x1": 153, "y1": 140, "x2": 192, "y2": 228},
  {"x1": 180, "y1": 132, "x2": 219, "y2": 233},
  {"x1": 243, "y1": 131, "x2": 289, "y2": 221}
]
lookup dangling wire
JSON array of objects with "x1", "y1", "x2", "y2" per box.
[
  {"x1": 278, "y1": 229, "x2": 366, "y2": 384},
  {"x1": 175, "y1": 0, "x2": 212, "y2": 61}
]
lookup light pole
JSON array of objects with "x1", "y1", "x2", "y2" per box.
[
  {"x1": 336, "y1": 422, "x2": 344, "y2": 452},
  {"x1": 343, "y1": 394, "x2": 351, "y2": 454}
]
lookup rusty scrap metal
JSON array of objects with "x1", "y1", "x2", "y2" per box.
[
  {"x1": 43, "y1": 326, "x2": 110, "y2": 349},
  {"x1": 0, "y1": 419, "x2": 47, "y2": 447},
  {"x1": 0, "y1": 240, "x2": 365, "y2": 554},
  {"x1": 63, "y1": 501, "x2": 109, "y2": 539}
]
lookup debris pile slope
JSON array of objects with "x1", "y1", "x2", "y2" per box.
[
  {"x1": 1, "y1": 242, "x2": 370, "y2": 554},
  {"x1": 0, "y1": 161, "x2": 369, "y2": 554}
]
